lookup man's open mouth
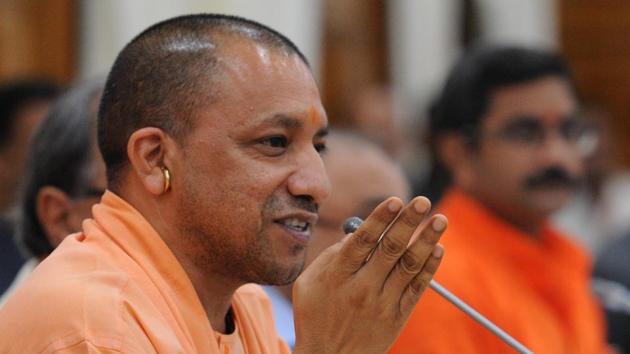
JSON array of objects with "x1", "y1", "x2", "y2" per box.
[{"x1": 276, "y1": 218, "x2": 310, "y2": 232}]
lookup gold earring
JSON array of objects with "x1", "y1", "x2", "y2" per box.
[{"x1": 162, "y1": 167, "x2": 171, "y2": 193}]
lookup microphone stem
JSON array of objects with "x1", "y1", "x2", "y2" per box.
[{"x1": 429, "y1": 280, "x2": 533, "y2": 354}]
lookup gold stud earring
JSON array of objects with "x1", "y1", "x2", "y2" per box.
[{"x1": 162, "y1": 167, "x2": 171, "y2": 193}]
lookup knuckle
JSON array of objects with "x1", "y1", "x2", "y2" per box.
[
  {"x1": 398, "y1": 211, "x2": 420, "y2": 229},
  {"x1": 353, "y1": 229, "x2": 379, "y2": 249},
  {"x1": 399, "y1": 252, "x2": 423, "y2": 274},
  {"x1": 423, "y1": 255, "x2": 441, "y2": 275},
  {"x1": 373, "y1": 208, "x2": 395, "y2": 224},
  {"x1": 409, "y1": 273, "x2": 431, "y2": 296},
  {"x1": 417, "y1": 227, "x2": 440, "y2": 245},
  {"x1": 379, "y1": 236, "x2": 405, "y2": 259}
]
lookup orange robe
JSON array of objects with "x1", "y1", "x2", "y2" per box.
[
  {"x1": 390, "y1": 189, "x2": 605, "y2": 354},
  {"x1": 0, "y1": 191, "x2": 290, "y2": 353}
]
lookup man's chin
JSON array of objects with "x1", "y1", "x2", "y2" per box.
[{"x1": 258, "y1": 260, "x2": 305, "y2": 286}]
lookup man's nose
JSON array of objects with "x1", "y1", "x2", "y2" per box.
[
  {"x1": 287, "y1": 147, "x2": 331, "y2": 205},
  {"x1": 539, "y1": 130, "x2": 582, "y2": 166}
]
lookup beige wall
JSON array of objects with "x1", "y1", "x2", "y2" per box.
[{"x1": 79, "y1": 0, "x2": 323, "y2": 80}]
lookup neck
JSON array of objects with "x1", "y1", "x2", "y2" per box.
[
  {"x1": 119, "y1": 182, "x2": 241, "y2": 334},
  {"x1": 177, "y1": 257, "x2": 241, "y2": 333}
]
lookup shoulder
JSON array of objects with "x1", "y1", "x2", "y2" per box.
[{"x1": 0, "y1": 236, "x2": 148, "y2": 353}]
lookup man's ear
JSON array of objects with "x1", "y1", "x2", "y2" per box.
[
  {"x1": 36, "y1": 186, "x2": 73, "y2": 248},
  {"x1": 127, "y1": 127, "x2": 175, "y2": 195},
  {"x1": 437, "y1": 133, "x2": 476, "y2": 189}
]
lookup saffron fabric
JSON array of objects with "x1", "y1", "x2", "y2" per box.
[
  {"x1": 0, "y1": 191, "x2": 290, "y2": 354},
  {"x1": 390, "y1": 189, "x2": 606, "y2": 354}
]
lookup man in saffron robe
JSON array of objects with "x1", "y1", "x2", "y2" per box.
[{"x1": 391, "y1": 46, "x2": 606, "y2": 354}]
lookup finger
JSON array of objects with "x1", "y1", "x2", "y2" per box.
[
  {"x1": 382, "y1": 214, "x2": 446, "y2": 296},
  {"x1": 360, "y1": 197, "x2": 432, "y2": 280},
  {"x1": 337, "y1": 197, "x2": 403, "y2": 274},
  {"x1": 399, "y1": 243, "x2": 445, "y2": 315}
]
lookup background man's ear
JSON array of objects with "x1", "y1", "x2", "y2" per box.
[
  {"x1": 437, "y1": 133, "x2": 477, "y2": 189},
  {"x1": 127, "y1": 127, "x2": 172, "y2": 195},
  {"x1": 36, "y1": 186, "x2": 73, "y2": 248}
]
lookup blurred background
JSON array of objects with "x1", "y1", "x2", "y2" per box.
[{"x1": 2, "y1": 0, "x2": 630, "y2": 251}]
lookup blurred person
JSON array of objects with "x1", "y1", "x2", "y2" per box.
[
  {"x1": 390, "y1": 46, "x2": 606, "y2": 354},
  {"x1": 0, "y1": 14, "x2": 446, "y2": 353},
  {"x1": 0, "y1": 79, "x2": 106, "y2": 306},
  {"x1": 349, "y1": 85, "x2": 405, "y2": 157},
  {"x1": 264, "y1": 131, "x2": 411, "y2": 348},
  {"x1": 0, "y1": 79, "x2": 60, "y2": 295}
]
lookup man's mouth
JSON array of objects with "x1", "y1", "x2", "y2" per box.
[
  {"x1": 273, "y1": 212, "x2": 318, "y2": 246},
  {"x1": 276, "y1": 218, "x2": 310, "y2": 233}
]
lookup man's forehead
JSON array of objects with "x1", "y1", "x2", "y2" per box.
[
  {"x1": 236, "y1": 109, "x2": 328, "y2": 133},
  {"x1": 216, "y1": 38, "x2": 309, "y2": 81},
  {"x1": 486, "y1": 79, "x2": 577, "y2": 126}
]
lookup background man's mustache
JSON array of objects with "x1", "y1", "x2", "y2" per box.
[{"x1": 524, "y1": 167, "x2": 581, "y2": 189}]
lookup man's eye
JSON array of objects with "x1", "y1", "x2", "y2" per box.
[
  {"x1": 506, "y1": 126, "x2": 541, "y2": 140},
  {"x1": 257, "y1": 136, "x2": 289, "y2": 156},
  {"x1": 500, "y1": 121, "x2": 544, "y2": 144},
  {"x1": 314, "y1": 142, "x2": 327, "y2": 154},
  {"x1": 261, "y1": 136, "x2": 288, "y2": 148}
]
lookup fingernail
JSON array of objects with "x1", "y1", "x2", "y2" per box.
[
  {"x1": 432, "y1": 244, "x2": 444, "y2": 258},
  {"x1": 388, "y1": 199, "x2": 402, "y2": 213},
  {"x1": 432, "y1": 216, "x2": 447, "y2": 232},
  {"x1": 414, "y1": 197, "x2": 430, "y2": 213}
]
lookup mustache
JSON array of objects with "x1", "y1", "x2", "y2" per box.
[
  {"x1": 264, "y1": 195, "x2": 319, "y2": 215},
  {"x1": 292, "y1": 196, "x2": 319, "y2": 214},
  {"x1": 524, "y1": 167, "x2": 581, "y2": 190}
]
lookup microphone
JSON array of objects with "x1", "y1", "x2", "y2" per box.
[{"x1": 342, "y1": 217, "x2": 533, "y2": 354}]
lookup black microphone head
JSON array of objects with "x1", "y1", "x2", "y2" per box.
[{"x1": 343, "y1": 217, "x2": 364, "y2": 234}]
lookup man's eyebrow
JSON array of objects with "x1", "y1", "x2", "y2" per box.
[
  {"x1": 505, "y1": 115, "x2": 542, "y2": 126},
  {"x1": 257, "y1": 114, "x2": 329, "y2": 135},
  {"x1": 253, "y1": 114, "x2": 303, "y2": 130},
  {"x1": 316, "y1": 127, "x2": 329, "y2": 138}
]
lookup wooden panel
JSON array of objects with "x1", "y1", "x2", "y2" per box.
[
  {"x1": 0, "y1": 0, "x2": 77, "y2": 84},
  {"x1": 560, "y1": 0, "x2": 630, "y2": 167},
  {"x1": 321, "y1": 0, "x2": 389, "y2": 126}
]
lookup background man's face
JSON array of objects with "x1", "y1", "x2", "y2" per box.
[
  {"x1": 174, "y1": 40, "x2": 330, "y2": 286},
  {"x1": 464, "y1": 76, "x2": 585, "y2": 224},
  {"x1": 306, "y1": 139, "x2": 409, "y2": 268}
]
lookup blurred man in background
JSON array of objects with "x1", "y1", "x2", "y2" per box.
[
  {"x1": 390, "y1": 46, "x2": 606, "y2": 353},
  {"x1": 0, "y1": 79, "x2": 106, "y2": 306},
  {"x1": 0, "y1": 79, "x2": 60, "y2": 294},
  {"x1": 265, "y1": 131, "x2": 411, "y2": 348}
]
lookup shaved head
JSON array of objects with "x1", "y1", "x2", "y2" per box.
[{"x1": 98, "y1": 14, "x2": 308, "y2": 189}]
